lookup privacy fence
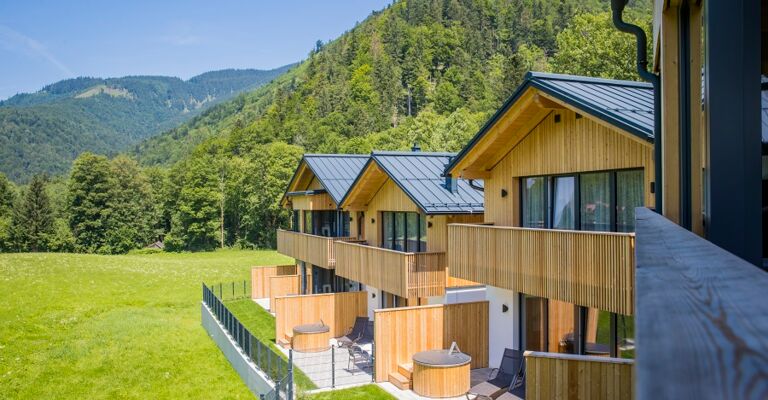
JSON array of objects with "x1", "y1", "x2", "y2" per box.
[{"x1": 202, "y1": 283, "x2": 293, "y2": 399}]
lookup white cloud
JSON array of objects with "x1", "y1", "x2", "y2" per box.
[{"x1": 0, "y1": 24, "x2": 73, "y2": 77}]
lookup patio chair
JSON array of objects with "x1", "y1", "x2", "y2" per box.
[
  {"x1": 495, "y1": 360, "x2": 526, "y2": 400},
  {"x1": 466, "y1": 348, "x2": 523, "y2": 400},
  {"x1": 347, "y1": 345, "x2": 371, "y2": 374},
  {"x1": 336, "y1": 316, "x2": 368, "y2": 348}
]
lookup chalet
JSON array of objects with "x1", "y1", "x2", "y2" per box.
[
  {"x1": 337, "y1": 149, "x2": 485, "y2": 318},
  {"x1": 277, "y1": 154, "x2": 368, "y2": 295}
]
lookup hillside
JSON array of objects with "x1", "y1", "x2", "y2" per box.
[
  {"x1": 134, "y1": 0, "x2": 651, "y2": 168},
  {"x1": 0, "y1": 66, "x2": 293, "y2": 182}
]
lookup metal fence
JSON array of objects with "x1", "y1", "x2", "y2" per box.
[
  {"x1": 202, "y1": 283, "x2": 293, "y2": 399},
  {"x1": 208, "y1": 280, "x2": 252, "y2": 301},
  {"x1": 289, "y1": 343, "x2": 375, "y2": 389}
]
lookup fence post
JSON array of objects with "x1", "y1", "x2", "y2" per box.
[
  {"x1": 288, "y1": 349, "x2": 293, "y2": 400},
  {"x1": 371, "y1": 341, "x2": 375, "y2": 383},
  {"x1": 232, "y1": 281, "x2": 235, "y2": 299},
  {"x1": 267, "y1": 347, "x2": 272, "y2": 379},
  {"x1": 331, "y1": 346, "x2": 335, "y2": 388},
  {"x1": 219, "y1": 283, "x2": 222, "y2": 299},
  {"x1": 243, "y1": 280, "x2": 246, "y2": 299}
]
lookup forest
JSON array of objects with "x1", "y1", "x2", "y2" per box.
[{"x1": 0, "y1": 0, "x2": 651, "y2": 254}]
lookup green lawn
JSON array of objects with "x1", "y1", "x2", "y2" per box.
[
  {"x1": 298, "y1": 385, "x2": 395, "y2": 399},
  {"x1": 0, "y1": 249, "x2": 292, "y2": 399},
  {"x1": 225, "y1": 299, "x2": 316, "y2": 390}
]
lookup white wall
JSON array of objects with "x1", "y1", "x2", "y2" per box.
[
  {"x1": 427, "y1": 286, "x2": 487, "y2": 305},
  {"x1": 486, "y1": 286, "x2": 519, "y2": 368},
  {"x1": 365, "y1": 285, "x2": 379, "y2": 320}
]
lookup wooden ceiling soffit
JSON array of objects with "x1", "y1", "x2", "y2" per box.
[
  {"x1": 341, "y1": 162, "x2": 388, "y2": 210},
  {"x1": 455, "y1": 88, "x2": 558, "y2": 177}
]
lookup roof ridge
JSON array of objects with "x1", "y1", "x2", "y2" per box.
[
  {"x1": 527, "y1": 71, "x2": 653, "y2": 89},
  {"x1": 371, "y1": 151, "x2": 457, "y2": 156},
  {"x1": 303, "y1": 153, "x2": 369, "y2": 158}
]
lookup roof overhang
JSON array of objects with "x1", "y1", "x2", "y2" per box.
[
  {"x1": 446, "y1": 75, "x2": 653, "y2": 179},
  {"x1": 339, "y1": 158, "x2": 407, "y2": 211},
  {"x1": 280, "y1": 158, "x2": 340, "y2": 209}
]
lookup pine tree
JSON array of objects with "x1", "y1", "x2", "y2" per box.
[{"x1": 11, "y1": 174, "x2": 54, "y2": 252}]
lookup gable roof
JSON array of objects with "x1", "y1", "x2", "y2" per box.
[
  {"x1": 284, "y1": 154, "x2": 368, "y2": 206},
  {"x1": 341, "y1": 151, "x2": 484, "y2": 214},
  {"x1": 446, "y1": 72, "x2": 654, "y2": 175}
]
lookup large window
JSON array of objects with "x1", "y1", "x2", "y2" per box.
[
  {"x1": 381, "y1": 211, "x2": 427, "y2": 252},
  {"x1": 302, "y1": 210, "x2": 350, "y2": 237},
  {"x1": 520, "y1": 169, "x2": 644, "y2": 232}
]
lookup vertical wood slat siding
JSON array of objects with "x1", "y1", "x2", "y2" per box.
[
  {"x1": 373, "y1": 302, "x2": 489, "y2": 383},
  {"x1": 276, "y1": 229, "x2": 355, "y2": 269},
  {"x1": 485, "y1": 110, "x2": 654, "y2": 226},
  {"x1": 525, "y1": 351, "x2": 634, "y2": 400},
  {"x1": 250, "y1": 265, "x2": 298, "y2": 299},
  {"x1": 273, "y1": 291, "x2": 368, "y2": 343},
  {"x1": 335, "y1": 241, "x2": 447, "y2": 298},
  {"x1": 448, "y1": 224, "x2": 635, "y2": 315}
]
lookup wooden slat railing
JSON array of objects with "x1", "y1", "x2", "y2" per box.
[
  {"x1": 335, "y1": 241, "x2": 447, "y2": 299},
  {"x1": 525, "y1": 351, "x2": 634, "y2": 400},
  {"x1": 634, "y1": 208, "x2": 768, "y2": 399},
  {"x1": 447, "y1": 224, "x2": 635, "y2": 315},
  {"x1": 276, "y1": 229, "x2": 355, "y2": 269}
]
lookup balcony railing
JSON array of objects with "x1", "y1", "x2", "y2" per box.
[
  {"x1": 276, "y1": 229, "x2": 357, "y2": 269},
  {"x1": 334, "y1": 241, "x2": 446, "y2": 299},
  {"x1": 447, "y1": 224, "x2": 635, "y2": 315}
]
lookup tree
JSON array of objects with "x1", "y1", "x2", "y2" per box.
[
  {"x1": 551, "y1": 12, "x2": 651, "y2": 81},
  {"x1": 68, "y1": 153, "x2": 113, "y2": 253},
  {"x1": 104, "y1": 155, "x2": 155, "y2": 253},
  {"x1": 11, "y1": 174, "x2": 55, "y2": 252},
  {"x1": 0, "y1": 173, "x2": 15, "y2": 251}
]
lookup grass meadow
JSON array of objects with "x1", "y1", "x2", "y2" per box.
[{"x1": 0, "y1": 249, "x2": 291, "y2": 399}]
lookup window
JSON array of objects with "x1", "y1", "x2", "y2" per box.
[
  {"x1": 291, "y1": 210, "x2": 300, "y2": 232},
  {"x1": 616, "y1": 170, "x2": 644, "y2": 232},
  {"x1": 552, "y1": 176, "x2": 576, "y2": 230},
  {"x1": 520, "y1": 169, "x2": 644, "y2": 233},
  {"x1": 303, "y1": 211, "x2": 313, "y2": 234},
  {"x1": 580, "y1": 172, "x2": 611, "y2": 232},
  {"x1": 522, "y1": 177, "x2": 547, "y2": 228},
  {"x1": 381, "y1": 211, "x2": 427, "y2": 252}
]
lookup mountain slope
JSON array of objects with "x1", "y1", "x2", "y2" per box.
[
  {"x1": 133, "y1": 0, "x2": 651, "y2": 168},
  {"x1": 0, "y1": 66, "x2": 294, "y2": 182}
]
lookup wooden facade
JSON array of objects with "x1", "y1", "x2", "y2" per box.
[
  {"x1": 273, "y1": 291, "x2": 368, "y2": 344},
  {"x1": 250, "y1": 265, "x2": 297, "y2": 299},
  {"x1": 481, "y1": 109, "x2": 654, "y2": 226},
  {"x1": 335, "y1": 241, "x2": 447, "y2": 299},
  {"x1": 373, "y1": 302, "x2": 489, "y2": 383},
  {"x1": 448, "y1": 224, "x2": 635, "y2": 315},
  {"x1": 525, "y1": 351, "x2": 634, "y2": 400},
  {"x1": 276, "y1": 229, "x2": 354, "y2": 269}
]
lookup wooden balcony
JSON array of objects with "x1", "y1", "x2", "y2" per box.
[
  {"x1": 276, "y1": 229, "x2": 356, "y2": 269},
  {"x1": 525, "y1": 351, "x2": 634, "y2": 400},
  {"x1": 447, "y1": 224, "x2": 635, "y2": 315},
  {"x1": 334, "y1": 241, "x2": 446, "y2": 299}
]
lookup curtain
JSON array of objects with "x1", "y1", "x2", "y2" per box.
[
  {"x1": 523, "y1": 177, "x2": 547, "y2": 228},
  {"x1": 580, "y1": 172, "x2": 611, "y2": 231},
  {"x1": 616, "y1": 170, "x2": 644, "y2": 232},
  {"x1": 553, "y1": 176, "x2": 576, "y2": 229}
]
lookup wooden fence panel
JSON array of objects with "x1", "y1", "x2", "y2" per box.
[
  {"x1": 269, "y1": 275, "x2": 300, "y2": 310},
  {"x1": 373, "y1": 301, "x2": 489, "y2": 383},
  {"x1": 273, "y1": 291, "x2": 368, "y2": 343},
  {"x1": 525, "y1": 351, "x2": 634, "y2": 400},
  {"x1": 251, "y1": 265, "x2": 297, "y2": 299}
]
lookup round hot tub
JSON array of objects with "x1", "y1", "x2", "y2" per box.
[
  {"x1": 291, "y1": 323, "x2": 330, "y2": 353},
  {"x1": 411, "y1": 349, "x2": 472, "y2": 398}
]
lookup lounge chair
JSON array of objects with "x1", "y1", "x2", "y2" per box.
[
  {"x1": 495, "y1": 361, "x2": 526, "y2": 400},
  {"x1": 336, "y1": 316, "x2": 368, "y2": 348},
  {"x1": 466, "y1": 348, "x2": 523, "y2": 400}
]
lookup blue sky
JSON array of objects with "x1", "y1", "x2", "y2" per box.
[{"x1": 0, "y1": 0, "x2": 391, "y2": 100}]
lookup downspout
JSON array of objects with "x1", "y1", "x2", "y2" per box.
[{"x1": 611, "y1": 0, "x2": 662, "y2": 213}]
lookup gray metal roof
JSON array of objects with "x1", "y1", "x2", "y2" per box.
[
  {"x1": 529, "y1": 72, "x2": 654, "y2": 140},
  {"x1": 447, "y1": 72, "x2": 654, "y2": 175},
  {"x1": 303, "y1": 154, "x2": 369, "y2": 205},
  {"x1": 369, "y1": 151, "x2": 484, "y2": 214}
]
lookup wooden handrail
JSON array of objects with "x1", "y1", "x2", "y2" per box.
[{"x1": 634, "y1": 207, "x2": 768, "y2": 400}]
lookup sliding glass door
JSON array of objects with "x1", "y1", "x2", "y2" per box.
[{"x1": 381, "y1": 211, "x2": 427, "y2": 252}]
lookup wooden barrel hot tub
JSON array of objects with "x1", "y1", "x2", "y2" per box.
[
  {"x1": 412, "y1": 349, "x2": 472, "y2": 398},
  {"x1": 291, "y1": 323, "x2": 330, "y2": 353}
]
